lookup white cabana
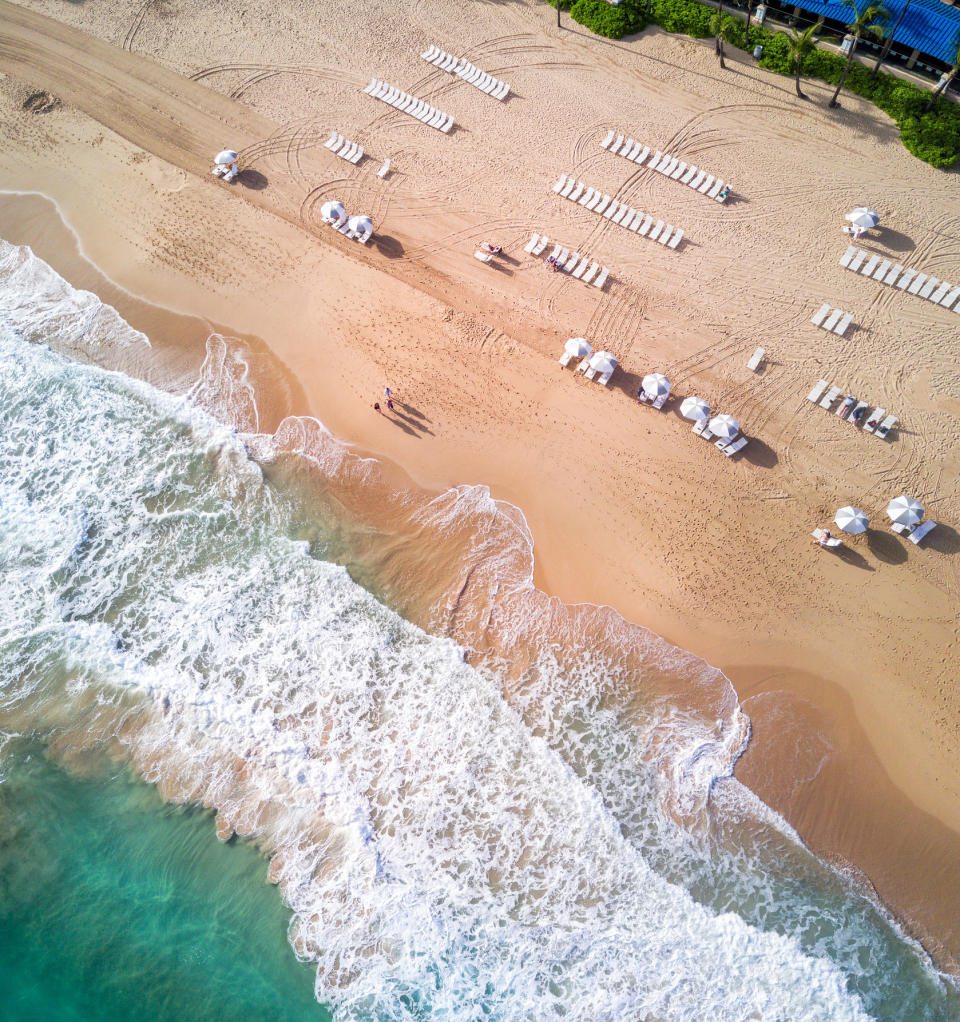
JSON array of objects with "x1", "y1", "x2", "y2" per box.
[
  {"x1": 886, "y1": 495, "x2": 923, "y2": 526},
  {"x1": 321, "y1": 200, "x2": 347, "y2": 227},
  {"x1": 347, "y1": 214, "x2": 374, "y2": 243},
  {"x1": 834, "y1": 506, "x2": 869, "y2": 534},
  {"x1": 680, "y1": 396, "x2": 710, "y2": 421},
  {"x1": 845, "y1": 207, "x2": 880, "y2": 229},
  {"x1": 589, "y1": 350, "x2": 617, "y2": 374},
  {"x1": 709, "y1": 414, "x2": 740, "y2": 441},
  {"x1": 564, "y1": 337, "x2": 592, "y2": 358},
  {"x1": 214, "y1": 149, "x2": 238, "y2": 165},
  {"x1": 641, "y1": 373, "x2": 671, "y2": 398}
]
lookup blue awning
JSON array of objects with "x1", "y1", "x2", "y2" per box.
[{"x1": 782, "y1": 0, "x2": 960, "y2": 65}]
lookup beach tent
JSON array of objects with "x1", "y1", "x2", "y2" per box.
[
  {"x1": 886, "y1": 495, "x2": 923, "y2": 526},
  {"x1": 680, "y1": 396, "x2": 710, "y2": 421},
  {"x1": 641, "y1": 373, "x2": 671, "y2": 398},
  {"x1": 347, "y1": 214, "x2": 374, "y2": 242},
  {"x1": 589, "y1": 351, "x2": 617, "y2": 374},
  {"x1": 845, "y1": 208, "x2": 880, "y2": 230},
  {"x1": 214, "y1": 149, "x2": 238, "y2": 165},
  {"x1": 564, "y1": 337, "x2": 593, "y2": 359},
  {"x1": 321, "y1": 200, "x2": 347, "y2": 227},
  {"x1": 834, "y1": 506, "x2": 869, "y2": 534},
  {"x1": 709, "y1": 414, "x2": 740, "y2": 441}
]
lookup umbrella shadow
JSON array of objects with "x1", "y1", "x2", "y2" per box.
[
  {"x1": 833, "y1": 544, "x2": 874, "y2": 571},
  {"x1": 238, "y1": 169, "x2": 268, "y2": 191},
  {"x1": 374, "y1": 235, "x2": 404, "y2": 258},
  {"x1": 741, "y1": 436, "x2": 778, "y2": 468},
  {"x1": 866, "y1": 529, "x2": 908, "y2": 564},
  {"x1": 923, "y1": 521, "x2": 960, "y2": 555},
  {"x1": 871, "y1": 226, "x2": 915, "y2": 253}
]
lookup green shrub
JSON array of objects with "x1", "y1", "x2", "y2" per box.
[{"x1": 569, "y1": 0, "x2": 646, "y2": 38}]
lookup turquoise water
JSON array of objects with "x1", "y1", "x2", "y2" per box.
[
  {"x1": 0, "y1": 744, "x2": 328, "y2": 1022},
  {"x1": 1, "y1": 236, "x2": 959, "y2": 1020}
]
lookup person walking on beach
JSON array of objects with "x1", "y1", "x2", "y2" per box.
[
  {"x1": 384, "y1": 386, "x2": 394, "y2": 400},
  {"x1": 374, "y1": 402, "x2": 382, "y2": 414}
]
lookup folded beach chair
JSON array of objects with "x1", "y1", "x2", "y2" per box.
[
  {"x1": 593, "y1": 267, "x2": 610, "y2": 290},
  {"x1": 601, "y1": 129, "x2": 615, "y2": 149},
  {"x1": 862, "y1": 408, "x2": 885, "y2": 433},
  {"x1": 930, "y1": 282, "x2": 952, "y2": 303},
  {"x1": 638, "y1": 216, "x2": 653, "y2": 236},
  {"x1": 860, "y1": 254, "x2": 880, "y2": 277},
  {"x1": 647, "y1": 150, "x2": 662, "y2": 167},
  {"x1": 594, "y1": 196, "x2": 611, "y2": 215},
  {"x1": 883, "y1": 263, "x2": 904, "y2": 285},
  {"x1": 848, "y1": 400, "x2": 869, "y2": 425},
  {"x1": 532, "y1": 235, "x2": 549, "y2": 256},
  {"x1": 689, "y1": 170, "x2": 705, "y2": 189},
  {"x1": 474, "y1": 250, "x2": 493, "y2": 263},
  {"x1": 552, "y1": 174, "x2": 568, "y2": 194},
  {"x1": 698, "y1": 175, "x2": 714, "y2": 194},
  {"x1": 838, "y1": 245, "x2": 856, "y2": 268},
  {"x1": 658, "y1": 226, "x2": 673, "y2": 245},
  {"x1": 572, "y1": 256, "x2": 590, "y2": 279},
  {"x1": 524, "y1": 233, "x2": 540, "y2": 254},
  {"x1": 708, "y1": 179, "x2": 724, "y2": 199},
  {"x1": 875, "y1": 414, "x2": 897, "y2": 439},
  {"x1": 681, "y1": 165, "x2": 697, "y2": 184},
  {"x1": 810, "y1": 303, "x2": 831, "y2": 326},
  {"x1": 746, "y1": 347, "x2": 765, "y2": 371},
  {"x1": 811, "y1": 528, "x2": 843, "y2": 548},
  {"x1": 895, "y1": 268, "x2": 916, "y2": 289},
  {"x1": 603, "y1": 201, "x2": 619, "y2": 220},
  {"x1": 848, "y1": 250, "x2": 867, "y2": 272},
  {"x1": 377, "y1": 158, "x2": 391, "y2": 178},
  {"x1": 671, "y1": 162, "x2": 687, "y2": 180},
  {"x1": 835, "y1": 395, "x2": 855, "y2": 418},
  {"x1": 833, "y1": 312, "x2": 853, "y2": 336},
  {"x1": 634, "y1": 145, "x2": 650, "y2": 164},
  {"x1": 807, "y1": 379, "x2": 830, "y2": 402},
  {"x1": 582, "y1": 262, "x2": 600, "y2": 285},
  {"x1": 819, "y1": 385, "x2": 842, "y2": 409},
  {"x1": 569, "y1": 182, "x2": 585, "y2": 202},
  {"x1": 907, "y1": 273, "x2": 928, "y2": 295},
  {"x1": 872, "y1": 259, "x2": 892, "y2": 281},
  {"x1": 940, "y1": 285, "x2": 960, "y2": 308},
  {"x1": 822, "y1": 309, "x2": 843, "y2": 331},
  {"x1": 918, "y1": 277, "x2": 940, "y2": 299},
  {"x1": 907, "y1": 520, "x2": 936, "y2": 545},
  {"x1": 648, "y1": 220, "x2": 664, "y2": 242},
  {"x1": 610, "y1": 134, "x2": 624, "y2": 154},
  {"x1": 560, "y1": 177, "x2": 577, "y2": 198},
  {"x1": 668, "y1": 229, "x2": 684, "y2": 249},
  {"x1": 579, "y1": 187, "x2": 596, "y2": 206},
  {"x1": 563, "y1": 251, "x2": 580, "y2": 271},
  {"x1": 722, "y1": 437, "x2": 749, "y2": 457}
]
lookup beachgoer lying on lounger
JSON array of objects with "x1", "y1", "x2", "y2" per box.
[
  {"x1": 812, "y1": 529, "x2": 833, "y2": 547},
  {"x1": 636, "y1": 388, "x2": 648, "y2": 403},
  {"x1": 718, "y1": 186, "x2": 730, "y2": 199},
  {"x1": 480, "y1": 242, "x2": 501, "y2": 254}
]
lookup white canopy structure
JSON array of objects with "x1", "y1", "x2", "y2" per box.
[
  {"x1": 589, "y1": 351, "x2": 617, "y2": 374},
  {"x1": 886, "y1": 495, "x2": 923, "y2": 526},
  {"x1": 564, "y1": 337, "x2": 592, "y2": 359},
  {"x1": 214, "y1": 149, "x2": 238, "y2": 165},
  {"x1": 641, "y1": 373, "x2": 670, "y2": 398},
  {"x1": 834, "y1": 506, "x2": 869, "y2": 534},
  {"x1": 709, "y1": 414, "x2": 740, "y2": 441},
  {"x1": 845, "y1": 207, "x2": 880, "y2": 229},
  {"x1": 680, "y1": 396, "x2": 710, "y2": 421},
  {"x1": 321, "y1": 200, "x2": 347, "y2": 227},
  {"x1": 347, "y1": 214, "x2": 374, "y2": 243}
]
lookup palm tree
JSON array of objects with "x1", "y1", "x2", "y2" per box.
[
  {"x1": 786, "y1": 25, "x2": 820, "y2": 98},
  {"x1": 711, "y1": 11, "x2": 738, "y2": 69},
  {"x1": 745, "y1": 0, "x2": 755, "y2": 49},
  {"x1": 828, "y1": 0, "x2": 890, "y2": 108},
  {"x1": 923, "y1": 32, "x2": 960, "y2": 111},
  {"x1": 556, "y1": 0, "x2": 561, "y2": 29},
  {"x1": 870, "y1": 0, "x2": 910, "y2": 79}
]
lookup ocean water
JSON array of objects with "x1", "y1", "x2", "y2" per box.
[{"x1": 1, "y1": 235, "x2": 959, "y2": 1021}]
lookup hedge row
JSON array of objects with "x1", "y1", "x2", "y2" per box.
[{"x1": 553, "y1": 0, "x2": 959, "y2": 167}]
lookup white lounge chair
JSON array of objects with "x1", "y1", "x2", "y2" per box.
[
  {"x1": 907, "y1": 273, "x2": 928, "y2": 295},
  {"x1": 377, "y1": 158, "x2": 391, "y2": 178},
  {"x1": 552, "y1": 174, "x2": 568, "y2": 194},
  {"x1": 698, "y1": 175, "x2": 714, "y2": 194},
  {"x1": 647, "y1": 150, "x2": 662, "y2": 167},
  {"x1": 648, "y1": 220, "x2": 664, "y2": 241},
  {"x1": 834, "y1": 312, "x2": 854, "y2": 336},
  {"x1": 637, "y1": 216, "x2": 653, "y2": 236},
  {"x1": 563, "y1": 251, "x2": 580, "y2": 271},
  {"x1": 582, "y1": 262, "x2": 600, "y2": 284},
  {"x1": 339, "y1": 142, "x2": 356, "y2": 161},
  {"x1": 656, "y1": 153, "x2": 672, "y2": 172},
  {"x1": 524, "y1": 233, "x2": 540, "y2": 254},
  {"x1": 572, "y1": 256, "x2": 590, "y2": 278},
  {"x1": 875, "y1": 414, "x2": 897, "y2": 439},
  {"x1": 532, "y1": 235, "x2": 549, "y2": 256},
  {"x1": 597, "y1": 368, "x2": 615, "y2": 387},
  {"x1": 746, "y1": 347, "x2": 765, "y2": 371},
  {"x1": 603, "y1": 201, "x2": 619, "y2": 219},
  {"x1": 662, "y1": 157, "x2": 679, "y2": 176},
  {"x1": 474, "y1": 250, "x2": 493, "y2": 263},
  {"x1": 722, "y1": 436, "x2": 749, "y2": 457},
  {"x1": 626, "y1": 140, "x2": 643, "y2": 160},
  {"x1": 610, "y1": 134, "x2": 624, "y2": 154},
  {"x1": 421, "y1": 44, "x2": 438, "y2": 61},
  {"x1": 918, "y1": 277, "x2": 940, "y2": 299},
  {"x1": 593, "y1": 267, "x2": 610, "y2": 290},
  {"x1": 612, "y1": 205, "x2": 630, "y2": 224},
  {"x1": 634, "y1": 145, "x2": 650, "y2": 164},
  {"x1": 577, "y1": 356, "x2": 591, "y2": 374},
  {"x1": 627, "y1": 210, "x2": 644, "y2": 231},
  {"x1": 560, "y1": 178, "x2": 576, "y2": 198},
  {"x1": 873, "y1": 259, "x2": 892, "y2": 281},
  {"x1": 808, "y1": 379, "x2": 829, "y2": 402},
  {"x1": 838, "y1": 245, "x2": 856, "y2": 267},
  {"x1": 930, "y1": 282, "x2": 952, "y2": 303},
  {"x1": 569, "y1": 182, "x2": 585, "y2": 202},
  {"x1": 594, "y1": 196, "x2": 611, "y2": 215},
  {"x1": 622, "y1": 137, "x2": 636, "y2": 157},
  {"x1": 883, "y1": 263, "x2": 904, "y2": 285},
  {"x1": 601, "y1": 129, "x2": 615, "y2": 149},
  {"x1": 547, "y1": 244, "x2": 562, "y2": 261},
  {"x1": 556, "y1": 247, "x2": 570, "y2": 264},
  {"x1": 324, "y1": 130, "x2": 339, "y2": 148},
  {"x1": 811, "y1": 528, "x2": 843, "y2": 548},
  {"x1": 652, "y1": 392, "x2": 669, "y2": 410},
  {"x1": 680, "y1": 165, "x2": 697, "y2": 184},
  {"x1": 331, "y1": 134, "x2": 347, "y2": 154},
  {"x1": 848, "y1": 400, "x2": 869, "y2": 425},
  {"x1": 811, "y1": 303, "x2": 831, "y2": 326},
  {"x1": 835, "y1": 395, "x2": 855, "y2": 418},
  {"x1": 819, "y1": 385, "x2": 842, "y2": 408},
  {"x1": 689, "y1": 170, "x2": 705, "y2": 189},
  {"x1": 438, "y1": 115, "x2": 454, "y2": 133},
  {"x1": 907, "y1": 520, "x2": 936, "y2": 545},
  {"x1": 559, "y1": 349, "x2": 577, "y2": 367},
  {"x1": 862, "y1": 408, "x2": 885, "y2": 433},
  {"x1": 848, "y1": 250, "x2": 867, "y2": 272},
  {"x1": 671, "y1": 161, "x2": 687, "y2": 180},
  {"x1": 860, "y1": 254, "x2": 881, "y2": 277},
  {"x1": 822, "y1": 309, "x2": 843, "y2": 331},
  {"x1": 579, "y1": 187, "x2": 596, "y2": 207},
  {"x1": 707, "y1": 178, "x2": 724, "y2": 199},
  {"x1": 585, "y1": 192, "x2": 604, "y2": 211},
  {"x1": 668, "y1": 229, "x2": 684, "y2": 249},
  {"x1": 940, "y1": 285, "x2": 960, "y2": 308},
  {"x1": 895, "y1": 268, "x2": 916, "y2": 289},
  {"x1": 493, "y1": 81, "x2": 510, "y2": 100},
  {"x1": 658, "y1": 226, "x2": 672, "y2": 245}
]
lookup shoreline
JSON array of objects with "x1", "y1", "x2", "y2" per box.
[{"x1": 1, "y1": 0, "x2": 958, "y2": 977}]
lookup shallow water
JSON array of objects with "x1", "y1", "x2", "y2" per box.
[{"x1": 1, "y1": 236, "x2": 959, "y2": 1021}]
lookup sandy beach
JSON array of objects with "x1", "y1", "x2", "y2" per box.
[{"x1": 1, "y1": 0, "x2": 959, "y2": 976}]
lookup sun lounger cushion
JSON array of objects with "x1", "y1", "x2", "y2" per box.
[
  {"x1": 907, "y1": 520, "x2": 936, "y2": 545},
  {"x1": 811, "y1": 303, "x2": 831, "y2": 326},
  {"x1": 668, "y1": 229, "x2": 684, "y2": 249},
  {"x1": 807, "y1": 379, "x2": 829, "y2": 402},
  {"x1": 820, "y1": 386, "x2": 842, "y2": 408}
]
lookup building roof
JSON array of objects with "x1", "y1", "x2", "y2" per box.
[{"x1": 784, "y1": 0, "x2": 960, "y2": 65}]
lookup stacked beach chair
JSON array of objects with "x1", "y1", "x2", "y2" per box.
[
  {"x1": 601, "y1": 130, "x2": 730, "y2": 203},
  {"x1": 810, "y1": 303, "x2": 854, "y2": 336},
  {"x1": 552, "y1": 173, "x2": 685, "y2": 250},
  {"x1": 324, "y1": 131, "x2": 364, "y2": 164},
  {"x1": 420, "y1": 45, "x2": 511, "y2": 100},
  {"x1": 839, "y1": 246, "x2": 960, "y2": 311},
  {"x1": 807, "y1": 379, "x2": 897, "y2": 439},
  {"x1": 363, "y1": 79, "x2": 453, "y2": 132},
  {"x1": 523, "y1": 232, "x2": 611, "y2": 289}
]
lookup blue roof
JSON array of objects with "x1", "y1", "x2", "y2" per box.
[{"x1": 785, "y1": 0, "x2": 960, "y2": 65}]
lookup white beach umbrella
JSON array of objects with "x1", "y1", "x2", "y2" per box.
[
  {"x1": 845, "y1": 207, "x2": 880, "y2": 229},
  {"x1": 709, "y1": 414, "x2": 740, "y2": 441},
  {"x1": 215, "y1": 149, "x2": 238, "y2": 165},
  {"x1": 834, "y1": 506, "x2": 869, "y2": 534},
  {"x1": 348, "y1": 214, "x2": 373, "y2": 239},
  {"x1": 641, "y1": 373, "x2": 671, "y2": 398},
  {"x1": 680, "y1": 396, "x2": 710, "y2": 421},
  {"x1": 320, "y1": 200, "x2": 346, "y2": 226},
  {"x1": 564, "y1": 337, "x2": 592, "y2": 358},
  {"x1": 886, "y1": 495, "x2": 923, "y2": 526},
  {"x1": 588, "y1": 350, "x2": 617, "y2": 374}
]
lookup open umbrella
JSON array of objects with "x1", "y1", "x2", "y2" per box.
[
  {"x1": 320, "y1": 200, "x2": 346, "y2": 226},
  {"x1": 834, "y1": 506, "x2": 869, "y2": 534},
  {"x1": 348, "y1": 214, "x2": 374, "y2": 240},
  {"x1": 564, "y1": 337, "x2": 592, "y2": 359},
  {"x1": 641, "y1": 373, "x2": 670, "y2": 398},
  {"x1": 886, "y1": 495, "x2": 923, "y2": 526},
  {"x1": 845, "y1": 207, "x2": 880, "y2": 230},
  {"x1": 589, "y1": 351, "x2": 617, "y2": 374},
  {"x1": 709, "y1": 414, "x2": 740, "y2": 441},
  {"x1": 215, "y1": 149, "x2": 238, "y2": 165},
  {"x1": 680, "y1": 396, "x2": 710, "y2": 421}
]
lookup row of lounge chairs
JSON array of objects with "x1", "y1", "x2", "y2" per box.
[
  {"x1": 323, "y1": 132, "x2": 364, "y2": 164},
  {"x1": 692, "y1": 418, "x2": 749, "y2": 457},
  {"x1": 420, "y1": 46, "x2": 511, "y2": 100},
  {"x1": 363, "y1": 79, "x2": 454, "y2": 132},
  {"x1": 600, "y1": 131, "x2": 730, "y2": 202},
  {"x1": 839, "y1": 246, "x2": 960, "y2": 311},
  {"x1": 815, "y1": 516, "x2": 937, "y2": 549},
  {"x1": 552, "y1": 174, "x2": 684, "y2": 250},
  {"x1": 810, "y1": 303, "x2": 854, "y2": 336},
  {"x1": 524, "y1": 233, "x2": 610, "y2": 288},
  {"x1": 807, "y1": 379, "x2": 897, "y2": 438}
]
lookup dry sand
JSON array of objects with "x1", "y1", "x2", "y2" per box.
[{"x1": 1, "y1": 0, "x2": 959, "y2": 972}]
